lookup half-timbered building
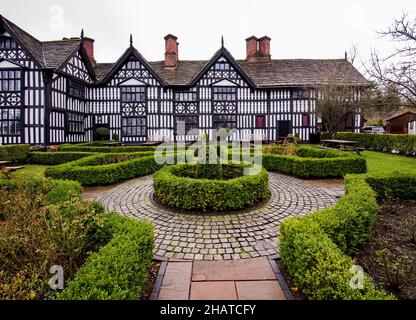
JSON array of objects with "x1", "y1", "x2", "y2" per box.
[{"x1": 0, "y1": 16, "x2": 370, "y2": 145}]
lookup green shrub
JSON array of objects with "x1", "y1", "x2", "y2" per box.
[
  {"x1": 261, "y1": 146, "x2": 367, "y2": 178},
  {"x1": 365, "y1": 173, "x2": 416, "y2": 200},
  {"x1": 277, "y1": 173, "x2": 415, "y2": 300},
  {"x1": 95, "y1": 127, "x2": 110, "y2": 140},
  {"x1": 325, "y1": 132, "x2": 416, "y2": 154},
  {"x1": 29, "y1": 152, "x2": 96, "y2": 165},
  {"x1": 153, "y1": 163, "x2": 269, "y2": 211},
  {"x1": 45, "y1": 152, "x2": 161, "y2": 185},
  {"x1": 0, "y1": 177, "x2": 106, "y2": 300},
  {"x1": 58, "y1": 145, "x2": 158, "y2": 153},
  {"x1": 0, "y1": 144, "x2": 30, "y2": 162},
  {"x1": 58, "y1": 219, "x2": 154, "y2": 300},
  {"x1": 279, "y1": 217, "x2": 392, "y2": 300}
]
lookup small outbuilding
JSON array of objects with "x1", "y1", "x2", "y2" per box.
[{"x1": 384, "y1": 108, "x2": 416, "y2": 134}]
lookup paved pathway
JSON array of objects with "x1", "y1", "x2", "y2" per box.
[
  {"x1": 157, "y1": 257, "x2": 289, "y2": 300},
  {"x1": 96, "y1": 172, "x2": 340, "y2": 260}
]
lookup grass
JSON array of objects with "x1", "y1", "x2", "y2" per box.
[
  {"x1": 359, "y1": 151, "x2": 416, "y2": 175},
  {"x1": 1, "y1": 165, "x2": 48, "y2": 180}
]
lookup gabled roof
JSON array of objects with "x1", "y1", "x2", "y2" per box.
[
  {"x1": 0, "y1": 15, "x2": 94, "y2": 77},
  {"x1": 188, "y1": 46, "x2": 256, "y2": 88},
  {"x1": 384, "y1": 108, "x2": 416, "y2": 121},
  {"x1": 98, "y1": 46, "x2": 167, "y2": 86}
]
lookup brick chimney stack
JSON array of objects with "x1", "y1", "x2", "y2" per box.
[
  {"x1": 164, "y1": 34, "x2": 179, "y2": 68},
  {"x1": 246, "y1": 35, "x2": 271, "y2": 63},
  {"x1": 83, "y1": 37, "x2": 96, "y2": 67}
]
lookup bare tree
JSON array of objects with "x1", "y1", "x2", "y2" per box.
[
  {"x1": 311, "y1": 56, "x2": 369, "y2": 137},
  {"x1": 368, "y1": 12, "x2": 416, "y2": 108}
]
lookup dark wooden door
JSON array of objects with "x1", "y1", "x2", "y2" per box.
[{"x1": 278, "y1": 120, "x2": 291, "y2": 138}]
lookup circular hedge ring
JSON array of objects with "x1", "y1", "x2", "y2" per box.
[{"x1": 153, "y1": 163, "x2": 269, "y2": 212}]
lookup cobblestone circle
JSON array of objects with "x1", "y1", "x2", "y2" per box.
[{"x1": 97, "y1": 173, "x2": 338, "y2": 260}]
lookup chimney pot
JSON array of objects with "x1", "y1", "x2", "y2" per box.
[
  {"x1": 164, "y1": 34, "x2": 179, "y2": 68},
  {"x1": 246, "y1": 35, "x2": 271, "y2": 63},
  {"x1": 83, "y1": 37, "x2": 96, "y2": 67}
]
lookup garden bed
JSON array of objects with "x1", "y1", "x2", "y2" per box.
[
  {"x1": 355, "y1": 198, "x2": 416, "y2": 299},
  {"x1": 153, "y1": 163, "x2": 269, "y2": 212}
]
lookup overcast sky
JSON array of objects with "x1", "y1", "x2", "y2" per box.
[{"x1": 1, "y1": 0, "x2": 414, "y2": 68}]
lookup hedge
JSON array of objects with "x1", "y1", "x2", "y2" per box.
[
  {"x1": 322, "y1": 132, "x2": 416, "y2": 154},
  {"x1": 58, "y1": 215, "x2": 154, "y2": 300},
  {"x1": 0, "y1": 144, "x2": 30, "y2": 162},
  {"x1": 153, "y1": 163, "x2": 269, "y2": 211},
  {"x1": 58, "y1": 144, "x2": 159, "y2": 153},
  {"x1": 278, "y1": 173, "x2": 412, "y2": 300},
  {"x1": 44, "y1": 152, "x2": 162, "y2": 185},
  {"x1": 29, "y1": 151, "x2": 96, "y2": 165},
  {"x1": 262, "y1": 146, "x2": 367, "y2": 178}
]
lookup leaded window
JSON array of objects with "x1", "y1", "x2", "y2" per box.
[
  {"x1": 213, "y1": 115, "x2": 237, "y2": 129},
  {"x1": 0, "y1": 38, "x2": 18, "y2": 49},
  {"x1": 213, "y1": 86, "x2": 237, "y2": 102},
  {"x1": 175, "y1": 115, "x2": 198, "y2": 133},
  {"x1": 66, "y1": 113, "x2": 85, "y2": 133},
  {"x1": 67, "y1": 79, "x2": 85, "y2": 99},
  {"x1": 214, "y1": 62, "x2": 230, "y2": 71},
  {"x1": 174, "y1": 88, "x2": 198, "y2": 114},
  {"x1": 0, "y1": 108, "x2": 21, "y2": 135},
  {"x1": 293, "y1": 89, "x2": 307, "y2": 99},
  {"x1": 0, "y1": 70, "x2": 21, "y2": 92},
  {"x1": 121, "y1": 86, "x2": 146, "y2": 103},
  {"x1": 122, "y1": 117, "x2": 146, "y2": 137}
]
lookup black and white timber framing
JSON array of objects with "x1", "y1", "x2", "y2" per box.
[{"x1": 0, "y1": 15, "x2": 370, "y2": 145}]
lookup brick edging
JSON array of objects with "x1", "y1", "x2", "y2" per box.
[
  {"x1": 267, "y1": 254, "x2": 295, "y2": 301},
  {"x1": 149, "y1": 255, "x2": 169, "y2": 300}
]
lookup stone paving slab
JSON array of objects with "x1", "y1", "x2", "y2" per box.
[
  {"x1": 97, "y1": 172, "x2": 339, "y2": 261},
  {"x1": 190, "y1": 282, "x2": 238, "y2": 300},
  {"x1": 192, "y1": 257, "x2": 276, "y2": 281},
  {"x1": 235, "y1": 281, "x2": 286, "y2": 300},
  {"x1": 158, "y1": 262, "x2": 192, "y2": 300}
]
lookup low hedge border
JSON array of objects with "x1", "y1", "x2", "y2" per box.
[
  {"x1": 44, "y1": 152, "x2": 161, "y2": 185},
  {"x1": 278, "y1": 173, "x2": 416, "y2": 300},
  {"x1": 322, "y1": 132, "x2": 416, "y2": 154},
  {"x1": 29, "y1": 152, "x2": 97, "y2": 165},
  {"x1": 58, "y1": 213, "x2": 154, "y2": 300},
  {"x1": 262, "y1": 146, "x2": 367, "y2": 178},
  {"x1": 58, "y1": 144, "x2": 159, "y2": 153},
  {"x1": 153, "y1": 163, "x2": 269, "y2": 211},
  {"x1": 0, "y1": 144, "x2": 30, "y2": 162}
]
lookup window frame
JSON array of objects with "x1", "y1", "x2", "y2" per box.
[
  {"x1": 65, "y1": 112, "x2": 85, "y2": 134},
  {"x1": 120, "y1": 86, "x2": 147, "y2": 104},
  {"x1": 213, "y1": 114, "x2": 237, "y2": 130},
  {"x1": 0, "y1": 107, "x2": 21, "y2": 136},
  {"x1": 302, "y1": 113, "x2": 310, "y2": 127},
  {"x1": 121, "y1": 116, "x2": 147, "y2": 137},
  {"x1": 0, "y1": 69, "x2": 22, "y2": 92},
  {"x1": 255, "y1": 115, "x2": 266, "y2": 129},
  {"x1": 67, "y1": 78, "x2": 85, "y2": 100},
  {"x1": 212, "y1": 86, "x2": 237, "y2": 103},
  {"x1": 174, "y1": 115, "x2": 199, "y2": 134}
]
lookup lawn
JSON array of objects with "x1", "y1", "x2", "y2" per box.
[
  {"x1": 360, "y1": 151, "x2": 416, "y2": 175},
  {"x1": 0, "y1": 164, "x2": 48, "y2": 180}
]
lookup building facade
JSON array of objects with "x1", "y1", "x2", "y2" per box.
[{"x1": 0, "y1": 16, "x2": 369, "y2": 145}]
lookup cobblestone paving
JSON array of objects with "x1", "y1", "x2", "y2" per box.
[{"x1": 97, "y1": 173, "x2": 338, "y2": 260}]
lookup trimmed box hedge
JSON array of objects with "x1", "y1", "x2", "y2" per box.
[
  {"x1": 262, "y1": 146, "x2": 367, "y2": 178},
  {"x1": 0, "y1": 144, "x2": 30, "y2": 162},
  {"x1": 58, "y1": 214, "x2": 154, "y2": 300},
  {"x1": 278, "y1": 173, "x2": 415, "y2": 300},
  {"x1": 153, "y1": 163, "x2": 269, "y2": 211},
  {"x1": 58, "y1": 144, "x2": 159, "y2": 153},
  {"x1": 322, "y1": 132, "x2": 416, "y2": 154},
  {"x1": 29, "y1": 151, "x2": 96, "y2": 165},
  {"x1": 44, "y1": 152, "x2": 161, "y2": 185}
]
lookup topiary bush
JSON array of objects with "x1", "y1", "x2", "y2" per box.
[
  {"x1": 278, "y1": 173, "x2": 414, "y2": 300},
  {"x1": 153, "y1": 163, "x2": 269, "y2": 212},
  {"x1": 29, "y1": 151, "x2": 96, "y2": 165},
  {"x1": 58, "y1": 217, "x2": 154, "y2": 300},
  {"x1": 261, "y1": 146, "x2": 367, "y2": 178},
  {"x1": 44, "y1": 152, "x2": 161, "y2": 185},
  {"x1": 0, "y1": 144, "x2": 30, "y2": 162}
]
